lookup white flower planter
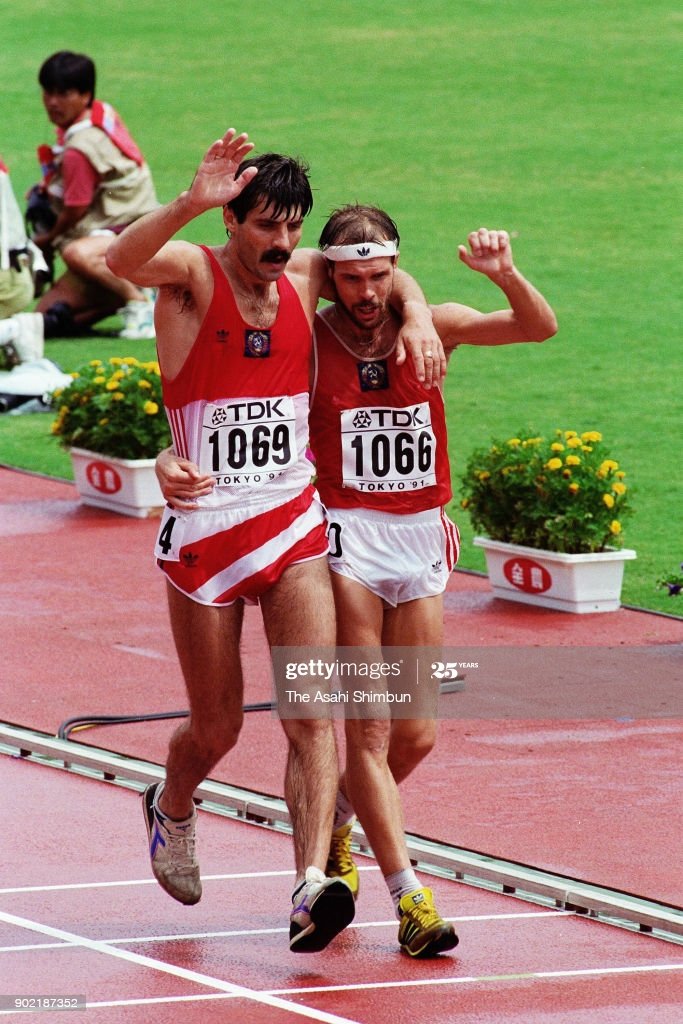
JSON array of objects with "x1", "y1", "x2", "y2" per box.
[
  {"x1": 70, "y1": 447, "x2": 164, "y2": 519},
  {"x1": 473, "y1": 537, "x2": 637, "y2": 614}
]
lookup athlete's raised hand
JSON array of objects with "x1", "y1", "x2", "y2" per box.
[
  {"x1": 187, "y1": 129, "x2": 258, "y2": 213},
  {"x1": 458, "y1": 228, "x2": 514, "y2": 281}
]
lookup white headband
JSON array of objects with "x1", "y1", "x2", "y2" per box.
[{"x1": 322, "y1": 240, "x2": 398, "y2": 262}]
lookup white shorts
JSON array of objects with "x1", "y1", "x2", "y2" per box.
[
  {"x1": 325, "y1": 506, "x2": 460, "y2": 607},
  {"x1": 155, "y1": 484, "x2": 328, "y2": 606}
]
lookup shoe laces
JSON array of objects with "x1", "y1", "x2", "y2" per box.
[
  {"x1": 163, "y1": 827, "x2": 198, "y2": 875},
  {"x1": 329, "y1": 830, "x2": 355, "y2": 875},
  {"x1": 404, "y1": 895, "x2": 441, "y2": 930}
]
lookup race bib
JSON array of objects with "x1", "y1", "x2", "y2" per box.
[
  {"x1": 200, "y1": 396, "x2": 296, "y2": 485},
  {"x1": 340, "y1": 402, "x2": 437, "y2": 493},
  {"x1": 154, "y1": 509, "x2": 187, "y2": 562}
]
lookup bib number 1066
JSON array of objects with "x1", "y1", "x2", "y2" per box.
[{"x1": 349, "y1": 430, "x2": 432, "y2": 479}]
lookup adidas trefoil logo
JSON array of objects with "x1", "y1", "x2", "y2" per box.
[
  {"x1": 182, "y1": 551, "x2": 199, "y2": 567},
  {"x1": 431, "y1": 559, "x2": 442, "y2": 573},
  {"x1": 356, "y1": 246, "x2": 370, "y2": 257}
]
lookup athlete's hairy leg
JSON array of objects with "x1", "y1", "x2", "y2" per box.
[
  {"x1": 260, "y1": 557, "x2": 339, "y2": 883},
  {"x1": 160, "y1": 583, "x2": 246, "y2": 819},
  {"x1": 331, "y1": 573, "x2": 413, "y2": 875}
]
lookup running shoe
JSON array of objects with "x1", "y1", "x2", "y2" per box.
[
  {"x1": 289, "y1": 866, "x2": 355, "y2": 953},
  {"x1": 118, "y1": 299, "x2": 155, "y2": 340},
  {"x1": 397, "y1": 887, "x2": 458, "y2": 957},
  {"x1": 143, "y1": 782, "x2": 201, "y2": 905},
  {"x1": 326, "y1": 821, "x2": 359, "y2": 899}
]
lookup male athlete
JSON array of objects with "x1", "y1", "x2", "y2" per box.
[
  {"x1": 156, "y1": 200, "x2": 557, "y2": 957},
  {"x1": 106, "y1": 131, "x2": 440, "y2": 953}
]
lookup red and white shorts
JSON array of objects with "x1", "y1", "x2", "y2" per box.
[
  {"x1": 155, "y1": 484, "x2": 328, "y2": 606},
  {"x1": 325, "y1": 506, "x2": 460, "y2": 607}
]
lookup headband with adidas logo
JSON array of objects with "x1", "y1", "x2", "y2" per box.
[{"x1": 321, "y1": 240, "x2": 398, "y2": 262}]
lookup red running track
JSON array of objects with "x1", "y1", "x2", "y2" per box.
[
  {"x1": 2, "y1": 756, "x2": 683, "y2": 1024},
  {"x1": 1, "y1": 466, "x2": 683, "y2": 1022}
]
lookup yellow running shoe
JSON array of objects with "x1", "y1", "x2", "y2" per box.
[
  {"x1": 326, "y1": 821, "x2": 359, "y2": 900},
  {"x1": 397, "y1": 887, "x2": 458, "y2": 957}
]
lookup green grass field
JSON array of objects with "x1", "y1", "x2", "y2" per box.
[{"x1": 1, "y1": 1, "x2": 681, "y2": 615}]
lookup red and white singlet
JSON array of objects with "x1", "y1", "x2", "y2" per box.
[
  {"x1": 309, "y1": 310, "x2": 458, "y2": 604},
  {"x1": 155, "y1": 247, "x2": 327, "y2": 605},
  {"x1": 309, "y1": 309, "x2": 453, "y2": 513}
]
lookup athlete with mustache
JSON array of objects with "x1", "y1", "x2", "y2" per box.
[{"x1": 106, "y1": 129, "x2": 441, "y2": 953}]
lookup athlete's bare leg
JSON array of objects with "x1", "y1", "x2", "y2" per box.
[
  {"x1": 160, "y1": 582, "x2": 245, "y2": 819},
  {"x1": 383, "y1": 594, "x2": 443, "y2": 784},
  {"x1": 261, "y1": 556, "x2": 338, "y2": 884},
  {"x1": 332, "y1": 576, "x2": 443, "y2": 874},
  {"x1": 331, "y1": 574, "x2": 410, "y2": 875}
]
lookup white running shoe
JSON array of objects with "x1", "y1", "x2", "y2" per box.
[
  {"x1": 118, "y1": 299, "x2": 155, "y2": 340},
  {"x1": 143, "y1": 783, "x2": 201, "y2": 905},
  {"x1": 0, "y1": 312, "x2": 44, "y2": 363},
  {"x1": 289, "y1": 865, "x2": 355, "y2": 952}
]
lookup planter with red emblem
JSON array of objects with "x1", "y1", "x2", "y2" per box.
[
  {"x1": 473, "y1": 537, "x2": 637, "y2": 614},
  {"x1": 70, "y1": 447, "x2": 164, "y2": 518}
]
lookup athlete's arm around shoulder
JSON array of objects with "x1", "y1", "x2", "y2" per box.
[
  {"x1": 285, "y1": 248, "x2": 331, "y2": 323},
  {"x1": 432, "y1": 228, "x2": 558, "y2": 355}
]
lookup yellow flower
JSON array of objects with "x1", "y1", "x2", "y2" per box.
[
  {"x1": 546, "y1": 457, "x2": 563, "y2": 471},
  {"x1": 122, "y1": 356, "x2": 139, "y2": 366},
  {"x1": 563, "y1": 430, "x2": 578, "y2": 439},
  {"x1": 477, "y1": 470, "x2": 491, "y2": 481},
  {"x1": 112, "y1": 392, "x2": 125, "y2": 401},
  {"x1": 105, "y1": 380, "x2": 119, "y2": 391},
  {"x1": 70, "y1": 371, "x2": 80, "y2": 379},
  {"x1": 460, "y1": 498, "x2": 469, "y2": 509},
  {"x1": 566, "y1": 436, "x2": 583, "y2": 448},
  {"x1": 582, "y1": 445, "x2": 593, "y2": 452},
  {"x1": 138, "y1": 379, "x2": 152, "y2": 389},
  {"x1": 93, "y1": 375, "x2": 105, "y2": 385},
  {"x1": 615, "y1": 470, "x2": 626, "y2": 479},
  {"x1": 568, "y1": 482, "x2": 580, "y2": 494},
  {"x1": 507, "y1": 438, "x2": 521, "y2": 447},
  {"x1": 611, "y1": 482, "x2": 627, "y2": 495},
  {"x1": 551, "y1": 442, "x2": 565, "y2": 451},
  {"x1": 565, "y1": 454, "x2": 581, "y2": 466},
  {"x1": 599, "y1": 459, "x2": 619, "y2": 474},
  {"x1": 602, "y1": 493, "x2": 615, "y2": 508},
  {"x1": 89, "y1": 359, "x2": 103, "y2": 367},
  {"x1": 109, "y1": 357, "x2": 123, "y2": 366},
  {"x1": 609, "y1": 520, "x2": 622, "y2": 535},
  {"x1": 99, "y1": 417, "x2": 109, "y2": 426},
  {"x1": 581, "y1": 430, "x2": 603, "y2": 443},
  {"x1": 143, "y1": 400, "x2": 159, "y2": 415}
]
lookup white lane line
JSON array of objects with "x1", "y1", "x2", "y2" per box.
[
  {"x1": 271, "y1": 961, "x2": 683, "y2": 995},
  {"x1": 0, "y1": 909, "x2": 360, "y2": 1024},
  {"x1": 0, "y1": 910, "x2": 572, "y2": 952},
  {"x1": 3, "y1": 960, "x2": 682, "y2": 1015},
  {"x1": 0, "y1": 865, "x2": 380, "y2": 896}
]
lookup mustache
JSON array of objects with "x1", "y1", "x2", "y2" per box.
[{"x1": 261, "y1": 249, "x2": 291, "y2": 263}]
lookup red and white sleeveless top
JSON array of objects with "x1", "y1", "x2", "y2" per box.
[
  {"x1": 161, "y1": 246, "x2": 314, "y2": 510},
  {"x1": 309, "y1": 310, "x2": 452, "y2": 513}
]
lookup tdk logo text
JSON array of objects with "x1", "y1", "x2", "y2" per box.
[
  {"x1": 210, "y1": 399, "x2": 288, "y2": 426},
  {"x1": 351, "y1": 406, "x2": 426, "y2": 430}
]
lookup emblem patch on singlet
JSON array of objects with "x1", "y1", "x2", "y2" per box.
[
  {"x1": 357, "y1": 359, "x2": 388, "y2": 391},
  {"x1": 244, "y1": 330, "x2": 271, "y2": 357}
]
